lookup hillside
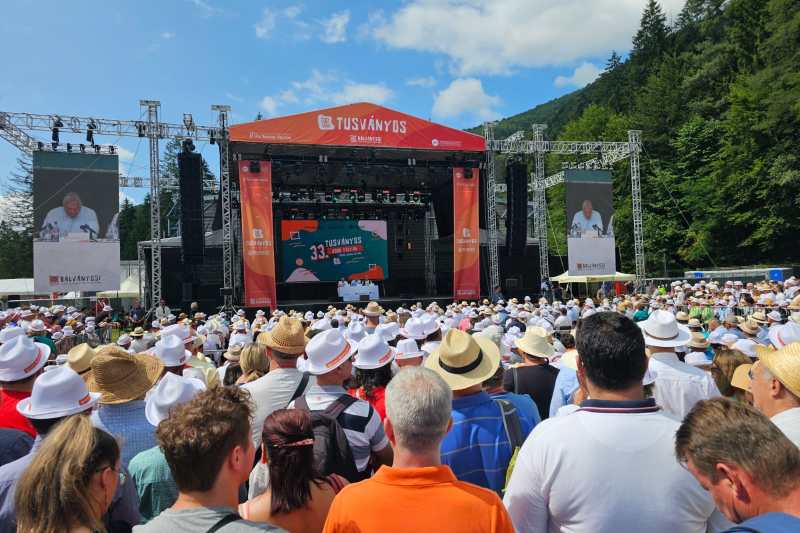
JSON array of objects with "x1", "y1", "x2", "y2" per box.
[{"x1": 477, "y1": 0, "x2": 800, "y2": 275}]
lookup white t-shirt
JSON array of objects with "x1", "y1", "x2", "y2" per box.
[
  {"x1": 243, "y1": 367, "x2": 314, "y2": 448},
  {"x1": 571, "y1": 209, "x2": 603, "y2": 235},
  {"x1": 648, "y1": 352, "x2": 721, "y2": 420},
  {"x1": 772, "y1": 407, "x2": 800, "y2": 447},
  {"x1": 504, "y1": 400, "x2": 715, "y2": 533}
]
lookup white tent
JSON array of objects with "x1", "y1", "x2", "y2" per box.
[
  {"x1": 551, "y1": 271, "x2": 636, "y2": 284},
  {"x1": 0, "y1": 279, "x2": 35, "y2": 297},
  {"x1": 96, "y1": 272, "x2": 141, "y2": 298}
]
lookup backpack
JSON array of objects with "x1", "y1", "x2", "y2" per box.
[
  {"x1": 293, "y1": 394, "x2": 367, "y2": 483},
  {"x1": 495, "y1": 398, "x2": 524, "y2": 492}
]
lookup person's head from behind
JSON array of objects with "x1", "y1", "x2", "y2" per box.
[
  {"x1": 675, "y1": 397, "x2": 800, "y2": 523},
  {"x1": 62, "y1": 192, "x2": 83, "y2": 219},
  {"x1": 262, "y1": 409, "x2": 319, "y2": 515},
  {"x1": 581, "y1": 199, "x2": 593, "y2": 219},
  {"x1": 385, "y1": 367, "x2": 452, "y2": 459},
  {"x1": 157, "y1": 386, "x2": 254, "y2": 499},
  {"x1": 575, "y1": 312, "x2": 647, "y2": 395},
  {"x1": 560, "y1": 332, "x2": 576, "y2": 350},
  {"x1": 239, "y1": 343, "x2": 268, "y2": 384},
  {"x1": 15, "y1": 416, "x2": 120, "y2": 533}
]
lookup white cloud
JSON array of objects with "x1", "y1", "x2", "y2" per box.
[
  {"x1": 320, "y1": 10, "x2": 350, "y2": 43},
  {"x1": 160, "y1": 31, "x2": 175, "y2": 39},
  {"x1": 255, "y1": 8, "x2": 277, "y2": 39},
  {"x1": 225, "y1": 92, "x2": 244, "y2": 103},
  {"x1": 432, "y1": 78, "x2": 500, "y2": 121},
  {"x1": 114, "y1": 146, "x2": 135, "y2": 162},
  {"x1": 371, "y1": 0, "x2": 686, "y2": 76},
  {"x1": 406, "y1": 76, "x2": 437, "y2": 88},
  {"x1": 187, "y1": 0, "x2": 222, "y2": 17},
  {"x1": 331, "y1": 82, "x2": 393, "y2": 105},
  {"x1": 357, "y1": 11, "x2": 385, "y2": 40},
  {"x1": 554, "y1": 62, "x2": 602, "y2": 88},
  {"x1": 279, "y1": 90, "x2": 299, "y2": 104},
  {"x1": 259, "y1": 96, "x2": 279, "y2": 116},
  {"x1": 119, "y1": 191, "x2": 138, "y2": 206},
  {"x1": 284, "y1": 5, "x2": 302, "y2": 19}
]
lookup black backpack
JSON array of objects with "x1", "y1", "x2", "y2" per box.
[{"x1": 293, "y1": 395, "x2": 367, "y2": 483}]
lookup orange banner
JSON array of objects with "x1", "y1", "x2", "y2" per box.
[
  {"x1": 453, "y1": 167, "x2": 480, "y2": 300},
  {"x1": 239, "y1": 160, "x2": 277, "y2": 309},
  {"x1": 229, "y1": 102, "x2": 485, "y2": 152}
]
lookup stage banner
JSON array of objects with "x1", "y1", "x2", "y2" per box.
[
  {"x1": 280, "y1": 219, "x2": 388, "y2": 283},
  {"x1": 453, "y1": 167, "x2": 480, "y2": 300},
  {"x1": 565, "y1": 169, "x2": 616, "y2": 276},
  {"x1": 239, "y1": 160, "x2": 277, "y2": 308},
  {"x1": 33, "y1": 151, "x2": 120, "y2": 293}
]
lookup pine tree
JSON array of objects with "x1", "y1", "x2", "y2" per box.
[
  {"x1": 631, "y1": 0, "x2": 669, "y2": 67},
  {"x1": 605, "y1": 51, "x2": 622, "y2": 72}
]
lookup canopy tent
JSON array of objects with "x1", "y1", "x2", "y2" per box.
[
  {"x1": 551, "y1": 271, "x2": 636, "y2": 284},
  {"x1": 96, "y1": 272, "x2": 141, "y2": 298},
  {"x1": 0, "y1": 279, "x2": 36, "y2": 297}
]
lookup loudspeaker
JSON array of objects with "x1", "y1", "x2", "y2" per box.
[
  {"x1": 178, "y1": 151, "x2": 205, "y2": 264},
  {"x1": 505, "y1": 160, "x2": 528, "y2": 254}
]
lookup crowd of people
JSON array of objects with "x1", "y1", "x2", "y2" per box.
[{"x1": 0, "y1": 275, "x2": 800, "y2": 532}]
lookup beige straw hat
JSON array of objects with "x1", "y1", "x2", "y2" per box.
[
  {"x1": 86, "y1": 346, "x2": 164, "y2": 404},
  {"x1": 739, "y1": 319, "x2": 760, "y2": 336},
  {"x1": 730, "y1": 363, "x2": 752, "y2": 392},
  {"x1": 67, "y1": 343, "x2": 96, "y2": 375},
  {"x1": 257, "y1": 316, "x2": 308, "y2": 355},
  {"x1": 687, "y1": 332, "x2": 709, "y2": 350},
  {"x1": 756, "y1": 342, "x2": 800, "y2": 397},
  {"x1": 425, "y1": 329, "x2": 500, "y2": 390},
  {"x1": 514, "y1": 327, "x2": 555, "y2": 358},
  {"x1": 363, "y1": 301, "x2": 383, "y2": 317}
]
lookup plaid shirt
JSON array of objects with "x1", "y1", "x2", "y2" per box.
[{"x1": 92, "y1": 401, "x2": 156, "y2": 467}]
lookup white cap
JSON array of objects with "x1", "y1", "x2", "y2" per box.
[
  {"x1": 145, "y1": 372, "x2": 205, "y2": 427},
  {"x1": 354, "y1": 334, "x2": 395, "y2": 370},
  {"x1": 0, "y1": 336, "x2": 50, "y2": 382},
  {"x1": 152, "y1": 335, "x2": 191, "y2": 367},
  {"x1": 27, "y1": 320, "x2": 46, "y2": 333},
  {"x1": 16, "y1": 366, "x2": 99, "y2": 419},
  {"x1": 102, "y1": 305, "x2": 112, "y2": 312},
  {"x1": 304, "y1": 329, "x2": 355, "y2": 376}
]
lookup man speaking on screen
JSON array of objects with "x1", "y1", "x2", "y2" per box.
[
  {"x1": 571, "y1": 199, "x2": 603, "y2": 236},
  {"x1": 41, "y1": 192, "x2": 100, "y2": 237}
]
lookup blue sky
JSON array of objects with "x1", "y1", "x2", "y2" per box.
[{"x1": 0, "y1": 0, "x2": 686, "y2": 204}]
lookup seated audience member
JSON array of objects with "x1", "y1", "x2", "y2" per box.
[
  {"x1": 241, "y1": 409, "x2": 346, "y2": 532},
  {"x1": 426, "y1": 329, "x2": 533, "y2": 494},
  {"x1": 504, "y1": 312, "x2": 716, "y2": 533},
  {"x1": 129, "y1": 373, "x2": 205, "y2": 522},
  {"x1": 323, "y1": 367, "x2": 514, "y2": 533},
  {"x1": 134, "y1": 387, "x2": 284, "y2": 532},
  {"x1": 676, "y1": 397, "x2": 800, "y2": 531},
  {"x1": 14, "y1": 416, "x2": 121, "y2": 533}
]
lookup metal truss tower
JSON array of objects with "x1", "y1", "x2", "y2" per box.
[
  {"x1": 532, "y1": 124, "x2": 549, "y2": 282},
  {"x1": 483, "y1": 122, "x2": 500, "y2": 294},
  {"x1": 629, "y1": 130, "x2": 645, "y2": 287},
  {"x1": 212, "y1": 105, "x2": 234, "y2": 312},
  {"x1": 140, "y1": 100, "x2": 162, "y2": 310}
]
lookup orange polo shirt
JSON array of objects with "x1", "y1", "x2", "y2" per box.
[{"x1": 322, "y1": 464, "x2": 513, "y2": 533}]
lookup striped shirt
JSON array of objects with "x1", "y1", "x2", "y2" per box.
[
  {"x1": 289, "y1": 385, "x2": 388, "y2": 473},
  {"x1": 440, "y1": 391, "x2": 534, "y2": 494}
]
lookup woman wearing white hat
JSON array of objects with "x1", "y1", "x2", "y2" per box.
[
  {"x1": 507, "y1": 327, "x2": 559, "y2": 421},
  {"x1": 348, "y1": 334, "x2": 395, "y2": 420}
]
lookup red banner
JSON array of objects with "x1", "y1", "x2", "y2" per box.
[
  {"x1": 229, "y1": 102, "x2": 485, "y2": 152},
  {"x1": 453, "y1": 167, "x2": 480, "y2": 300},
  {"x1": 239, "y1": 160, "x2": 277, "y2": 309}
]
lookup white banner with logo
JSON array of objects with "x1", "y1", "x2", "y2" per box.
[{"x1": 567, "y1": 236, "x2": 616, "y2": 276}]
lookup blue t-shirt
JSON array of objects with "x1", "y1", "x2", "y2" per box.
[{"x1": 724, "y1": 512, "x2": 800, "y2": 532}]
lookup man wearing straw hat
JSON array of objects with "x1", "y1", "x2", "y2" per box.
[
  {"x1": 640, "y1": 310, "x2": 720, "y2": 419},
  {"x1": 246, "y1": 316, "x2": 314, "y2": 448},
  {"x1": 426, "y1": 329, "x2": 533, "y2": 494},
  {"x1": 504, "y1": 312, "x2": 716, "y2": 533},
  {"x1": 362, "y1": 301, "x2": 383, "y2": 334},
  {"x1": 505, "y1": 327, "x2": 559, "y2": 422},
  {"x1": 750, "y1": 342, "x2": 800, "y2": 447}
]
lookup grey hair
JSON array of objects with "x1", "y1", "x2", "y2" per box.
[
  {"x1": 62, "y1": 192, "x2": 81, "y2": 205},
  {"x1": 386, "y1": 367, "x2": 452, "y2": 453}
]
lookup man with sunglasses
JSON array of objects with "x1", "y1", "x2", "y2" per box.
[{"x1": 749, "y1": 342, "x2": 800, "y2": 447}]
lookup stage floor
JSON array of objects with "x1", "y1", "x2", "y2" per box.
[{"x1": 276, "y1": 294, "x2": 458, "y2": 312}]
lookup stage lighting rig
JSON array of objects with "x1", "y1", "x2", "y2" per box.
[
  {"x1": 37, "y1": 142, "x2": 44, "y2": 150},
  {"x1": 349, "y1": 189, "x2": 358, "y2": 203},
  {"x1": 357, "y1": 189, "x2": 366, "y2": 202},
  {"x1": 86, "y1": 119, "x2": 96, "y2": 145},
  {"x1": 135, "y1": 121, "x2": 146, "y2": 137},
  {"x1": 94, "y1": 144, "x2": 101, "y2": 154},
  {"x1": 208, "y1": 129, "x2": 216, "y2": 145},
  {"x1": 290, "y1": 190, "x2": 299, "y2": 201},
  {"x1": 51, "y1": 115, "x2": 63, "y2": 145},
  {"x1": 324, "y1": 190, "x2": 333, "y2": 202},
  {"x1": 79, "y1": 144, "x2": 86, "y2": 153},
  {"x1": 109, "y1": 145, "x2": 116, "y2": 155}
]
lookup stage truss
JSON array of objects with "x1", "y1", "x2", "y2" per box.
[
  {"x1": 0, "y1": 106, "x2": 235, "y2": 313},
  {"x1": 484, "y1": 124, "x2": 644, "y2": 290}
]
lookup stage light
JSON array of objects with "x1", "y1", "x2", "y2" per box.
[
  {"x1": 357, "y1": 190, "x2": 366, "y2": 202},
  {"x1": 375, "y1": 190, "x2": 384, "y2": 203},
  {"x1": 209, "y1": 129, "x2": 216, "y2": 145},
  {"x1": 136, "y1": 122, "x2": 146, "y2": 137},
  {"x1": 86, "y1": 119, "x2": 96, "y2": 145},
  {"x1": 318, "y1": 154, "x2": 328, "y2": 163},
  {"x1": 290, "y1": 191, "x2": 299, "y2": 201},
  {"x1": 51, "y1": 142, "x2": 58, "y2": 151},
  {"x1": 37, "y1": 142, "x2": 44, "y2": 150},
  {"x1": 79, "y1": 144, "x2": 86, "y2": 153},
  {"x1": 349, "y1": 189, "x2": 357, "y2": 203},
  {"x1": 324, "y1": 190, "x2": 333, "y2": 202},
  {"x1": 390, "y1": 192, "x2": 397, "y2": 203},
  {"x1": 109, "y1": 145, "x2": 116, "y2": 155},
  {"x1": 94, "y1": 144, "x2": 101, "y2": 154}
]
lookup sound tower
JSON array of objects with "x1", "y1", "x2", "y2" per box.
[
  {"x1": 177, "y1": 145, "x2": 205, "y2": 264},
  {"x1": 505, "y1": 160, "x2": 528, "y2": 255}
]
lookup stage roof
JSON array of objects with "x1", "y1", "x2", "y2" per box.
[{"x1": 229, "y1": 102, "x2": 485, "y2": 152}]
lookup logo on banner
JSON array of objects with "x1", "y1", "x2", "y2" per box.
[
  {"x1": 317, "y1": 114, "x2": 335, "y2": 130},
  {"x1": 462, "y1": 228, "x2": 471, "y2": 238},
  {"x1": 431, "y1": 139, "x2": 439, "y2": 147},
  {"x1": 253, "y1": 228, "x2": 264, "y2": 239}
]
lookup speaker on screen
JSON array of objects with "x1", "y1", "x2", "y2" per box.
[
  {"x1": 178, "y1": 151, "x2": 205, "y2": 264},
  {"x1": 505, "y1": 160, "x2": 528, "y2": 255}
]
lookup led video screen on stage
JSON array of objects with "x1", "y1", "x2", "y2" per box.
[
  {"x1": 281, "y1": 220, "x2": 389, "y2": 283},
  {"x1": 565, "y1": 169, "x2": 617, "y2": 276},
  {"x1": 32, "y1": 151, "x2": 120, "y2": 293}
]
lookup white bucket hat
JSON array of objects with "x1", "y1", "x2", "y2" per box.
[
  {"x1": 354, "y1": 334, "x2": 395, "y2": 370},
  {"x1": 16, "y1": 366, "x2": 99, "y2": 419},
  {"x1": 421, "y1": 314, "x2": 440, "y2": 336},
  {"x1": 375, "y1": 322, "x2": 399, "y2": 343},
  {"x1": 400, "y1": 317, "x2": 427, "y2": 340},
  {"x1": 0, "y1": 335, "x2": 50, "y2": 382},
  {"x1": 638, "y1": 310, "x2": 691, "y2": 348},
  {"x1": 305, "y1": 329, "x2": 355, "y2": 376},
  {"x1": 684, "y1": 352, "x2": 710, "y2": 366},
  {"x1": 395, "y1": 338, "x2": 425, "y2": 360},
  {"x1": 145, "y1": 372, "x2": 205, "y2": 427},
  {"x1": 152, "y1": 335, "x2": 191, "y2": 367},
  {"x1": 28, "y1": 320, "x2": 46, "y2": 334},
  {"x1": 732, "y1": 338, "x2": 758, "y2": 358},
  {"x1": 344, "y1": 322, "x2": 367, "y2": 344},
  {"x1": 117, "y1": 334, "x2": 132, "y2": 347},
  {"x1": 161, "y1": 324, "x2": 193, "y2": 343},
  {"x1": 0, "y1": 326, "x2": 25, "y2": 344},
  {"x1": 768, "y1": 322, "x2": 800, "y2": 350}
]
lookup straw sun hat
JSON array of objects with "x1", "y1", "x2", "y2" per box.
[
  {"x1": 514, "y1": 327, "x2": 555, "y2": 359},
  {"x1": 86, "y1": 346, "x2": 164, "y2": 404},
  {"x1": 755, "y1": 342, "x2": 800, "y2": 397},
  {"x1": 425, "y1": 328, "x2": 500, "y2": 390},
  {"x1": 257, "y1": 316, "x2": 308, "y2": 355}
]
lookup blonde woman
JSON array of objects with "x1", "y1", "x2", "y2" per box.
[
  {"x1": 236, "y1": 343, "x2": 269, "y2": 385},
  {"x1": 15, "y1": 415, "x2": 121, "y2": 533}
]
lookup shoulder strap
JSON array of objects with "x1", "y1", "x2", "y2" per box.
[
  {"x1": 495, "y1": 399, "x2": 524, "y2": 448},
  {"x1": 206, "y1": 513, "x2": 242, "y2": 533},
  {"x1": 289, "y1": 372, "x2": 310, "y2": 404},
  {"x1": 324, "y1": 394, "x2": 357, "y2": 419},
  {"x1": 512, "y1": 366, "x2": 519, "y2": 395},
  {"x1": 294, "y1": 394, "x2": 310, "y2": 412}
]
